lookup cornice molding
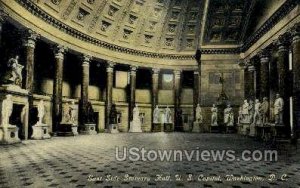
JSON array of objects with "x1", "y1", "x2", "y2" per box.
[{"x1": 241, "y1": 0, "x2": 298, "y2": 51}]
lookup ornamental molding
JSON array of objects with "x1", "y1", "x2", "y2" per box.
[{"x1": 12, "y1": 0, "x2": 298, "y2": 59}]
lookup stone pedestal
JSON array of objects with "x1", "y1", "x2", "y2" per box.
[
  {"x1": 192, "y1": 122, "x2": 201, "y2": 133},
  {"x1": 80, "y1": 123, "x2": 97, "y2": 135},
  {"x1": 31, "y1": 123, "x2": 51, "y2": 139},
  {"x1": 108, "y1": 124, "x2": 119, "y2": 134},
  {"x1": 238, "y1": 123, "x2": 250, "y2": 135},
  {"x1": 249, "y1": 124, "x2": 256, "y2": 137},
  {"x1": 0, "y1": 125, "x2": 21, "y2": 144},
  {"x1": 129, "y1": 120, "x2": 142, "y2": 133},
  {"x1": 152, "y1": 123, "x2": 162, "y2": 132},
  {"x1": 57, "y1": 124, "x2": 78, "y2": 136},
  {"x1": 164, "y1": 123, "x2": 173, "y2": 132}
]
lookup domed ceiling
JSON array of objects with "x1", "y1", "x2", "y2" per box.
[{"x1": 28, "y1": 0, "x2": 253, "y2": 54}]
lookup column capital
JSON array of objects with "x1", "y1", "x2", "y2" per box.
[
  {"x1": 290, "y1": 23, "x2": 300, "y2": 44},
  {"x1": 193, "y1": 70, "x2": 199, "y2": 75},
  {"x1": 0, "y1": 8, "x2": 8, "y2": 24},
  {"x1": 130, "y1": 65, "x2": 138, "y2": 72},
  {"x1": 106, "y1": 61, "x2": 115, "y2": 72},
  {"x1": 152, "y1": 68, "x2": 160, "y2": 75},
  {"x1": 82, "y1": 55, "x2": 92, "y2": 66},
  {"x1": 274, "y1": 33, "x2": 290, "y2": 52},
  {"x1": 23, "y1": 29, "x2": 40, "y2": 48},
  {"x1": 53, "y1": 45, "x2": 67, "y2": 60},
  {"x1": 258, "y1": 48, "x2": 270, "y2": 63},
  {"x1": 238, "y1": 60, "x2": 246, "y2": 69}
]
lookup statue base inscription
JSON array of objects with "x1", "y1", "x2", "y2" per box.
[
  {"x1": 0, "y1": 125, "x2": 21, "y2": 144},
  {"x1": 80, "y1": 124, "x2": 97, "y2": 135},
  {"x1": 31, "y1": 123, "x2": 51, "y2": 140},
  {"x1": 57, "y1": 124, "x2": 78, "y2": 136},
  {"x1": 108, "y1": 124, "x2": 119, "y2": 134}
]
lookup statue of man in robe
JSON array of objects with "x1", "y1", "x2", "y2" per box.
[
  {"x1": 274, "y1": 94, "x2": 284, "y2": 125},
  {"x1": 153, "y1": 105, "x2": 160, "y2": 123},
  {"x1": 195, "y1": 104, "x2": 203, "y2": 123}
]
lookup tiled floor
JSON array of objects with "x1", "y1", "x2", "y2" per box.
[{"x1": 0, "y1": 133, "x2": 299, "y2": 188}]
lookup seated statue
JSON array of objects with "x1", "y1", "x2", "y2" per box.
[{"x1": 224, "y1": 104, "x2": 234, "y2": 126}]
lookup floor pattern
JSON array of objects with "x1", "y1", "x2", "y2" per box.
[{"x1": 0, "y1": 133, "x2": 299, "y2": 188}]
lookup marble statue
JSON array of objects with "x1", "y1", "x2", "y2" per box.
[
  {"x1": 253, "y1": 99, "x2": 262, "y2": 126},
  {"x1": 164, "y1": 106, "x2": 172, "y2": 123},
  {"x1": 7, "y1": 56, "x2": 24, "y2": 86},
  {"x1": 274, "y1": 94, "x2": 284, "y2": 125},
  {"x1": 261, "y1": 97, "x2": 269, "y2": 124},
  {"x1": 224, "y1": 104, "x2": 234, "y2": 126},
  {"x1": 248, "y1": 100, "x2": 254, "y2": 123},
  {"x1": 37, "y1": 100, "x2": 45, "y2": 124},
  {"x1": 129, "y1": 104, "x2": 142, "y2": 132},
  {"x1": 195, "y1": 104, "x2": 203, "y2": 123},
  {"x1": 62, "y1": 103, "x2": 71, "y2": 123},
  {"x1": 1, "y1": 95, "x2": 13, "y2": 126},
  {"x1": 70, "y1": 101, "x2": 78, "y2": 125},
  {"x1": 153, "y1": 105, "x2": 160, "y2": 123},
  {"x1": 241, "y1": 100, "x2": 249, "y2": 122},
  {"x1": 211, "y1": 104, "x2": 218, "y2": 126}
]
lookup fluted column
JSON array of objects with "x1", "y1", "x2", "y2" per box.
[
  {"x1": 291, "y1": 23, "x2": 300, "y2": 139},
  {"x1": 129, "y1": 66, "x2": 137, "y2": 124},
  {"x1": 105, "y1": 62, "x2": 115, "y2": 129},
  {"x1": 151, "y1": 68, "x2": 159, "y2": 130},
  {"x1": 52, "y1": 45, "x2": 67, "y2": 133},
  {"x1": 174, "y1": 70, "x2": 181, "y2": 131},
  {"x1": 247, "y1": 62, "x2": 256, "y2": 100},
  {"x1": 258, "y1": 49, "x2": 270, "y2": 99},
  {"x1": 23, "y1": 29, "x2": 39, "y2": 92},
  {"x1": 80, "y1": 55, "x2": 91, "y2": 125}
]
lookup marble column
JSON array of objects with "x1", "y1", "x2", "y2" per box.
[
  {"x1": 129, "y1": 66, "x2": 137, "y2": 123},
  {"x1": 291, "y1": 23, "x2": 300, "y2": 139},
  {"x1": 247, "y1": 61, "x2": 256, "y2": 100},
  {"x1": 52, "y1": 45, "x2": 66, "y2": 133},
  {"x1": 258, "y1": 49, "x2": 270, "y2": 100},
  {"x1": 151, "y1": 68, "x2": 159, "y2": 130},
  {"x1": 80, "y1": 55, "x2": 91, "y2": 124},
  {"x1": 275, "y1": 34, "x2": 290, "y2": 128},
  {"x1": 174, "y1": 70, "x2": 181, "y2": 131},
  {"x1": 105, "y1": 62, "x2": 115, "y2": 129},
  {"x1": 193, "y1": 70, "x2": 199, "y2": 119},
  {"x1": 23, "y1": 29, "x2": 39, "y2": 92}
]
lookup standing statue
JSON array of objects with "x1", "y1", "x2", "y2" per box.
[
  {"x1": 195, "y1": 104, "x2": 203, "y2": 123},
  {"x1": 164, "y1": 106, "x2": 172, "y2": 123},
  {"x1": 69, "y1": 101, "x2": 78, "y2": 125},
  {"x1": 133, "y1": 104, "x2": 140, "y2": 121},
  {"x1": 274, "y1": 94, "x2": 284, "y2": 125},
  {"x1": 211, "y1": 104, "x2": 218, "y2": 126},
  {"x1": 62, "y1": 103, "x2": 71, "y2": 123},
  {"x1": 248, "y1": 100, "x2": 254, "y2": 123},
  {"x1": 153, "y1": 105, "x2": 160, "y2": 123},
  {"x1": 224, "y1": 104, "x2": 234, "y2": 126},
  {"x1": 253, "y1": 99, "x2": 262, "y2": 125},
  {"x1": 1, "y1": 95, "x2": 13, "y2": 126},
  {"x1": 241, "y1": 100, "x2": 249, "y2": 122},
  {"x1": 86, "y1": 102, "x2": 95, "y2": 123},
  {"x1": 6, "y1": 56, "x2": 24, "y2": 86},
  {"x1": 261, "y1": 97, "x2": 269, "y2": 125},
  {"x1": 37, "y1": 100, "x2": 45, "y2": 124},
  {"x1": 109, "y1": 104, "x2": 118, "y2": 124}
]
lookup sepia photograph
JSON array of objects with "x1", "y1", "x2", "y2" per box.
[{"x1": 0, "y1": 0, "x2": 299, "y2": 187}]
